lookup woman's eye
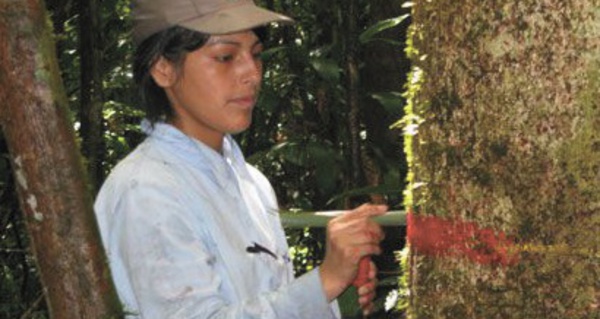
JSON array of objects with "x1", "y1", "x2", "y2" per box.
[{"x1": 216, "y1": 55, "x2": 234, "y2": 62}]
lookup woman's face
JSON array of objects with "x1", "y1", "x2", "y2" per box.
[{"x1": 152, "y1": 30, "x2": 263, "y2": 151}]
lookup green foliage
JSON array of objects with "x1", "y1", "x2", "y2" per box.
[{"x1": 245, "y1": 0, "x2": 407, "y2": 213}]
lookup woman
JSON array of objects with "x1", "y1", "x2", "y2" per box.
[{"x1": 94, "y1": 0, "x2": 387, "y2": 317}]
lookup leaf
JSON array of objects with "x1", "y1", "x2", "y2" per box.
[
  {"x1": 270, "y1": 141, "x2": 309, "y2": 166},
  {"x1": 359, "y1": 14, "x2": 410, "y2": 44},
  {"x1": 260, "y1": 45, "x2": 288, "y2": 62},
  {"x1": 308, "y1": 141, "x2": 342, "y2": 195},
  {"x1": 336, "y1": 285, "x2": 361, "y2": 318},
  {"x1": 371, "y1": 91, "x2": 405, "y2": 115},
  {"x1": 310, "y1": 57, "x2": 341, "y2": 83},
  {"x1": 256, "y1": 86, "x2": 280, "y2": 113}
]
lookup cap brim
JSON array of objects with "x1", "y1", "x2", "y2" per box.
[{"x1": 179, "y1": 3, "x2": 294, "y2": 35}]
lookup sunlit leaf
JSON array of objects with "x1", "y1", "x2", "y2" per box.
[
  {"x1": 359, "y1": 14, "x2": 410, "y2": 44},
  {"x1": 371, "y1": 91, "x2": 405, "y2": 115}
]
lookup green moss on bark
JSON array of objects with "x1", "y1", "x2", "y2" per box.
[{"x1": 400, "y1": 0, "x2": 600, "y2": 318}]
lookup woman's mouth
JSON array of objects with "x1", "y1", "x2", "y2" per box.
[{"x1": 230, "y1": 95, "x2": 257, "y2": 109}]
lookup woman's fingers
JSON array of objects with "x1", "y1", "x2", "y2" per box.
[
  {"x1": 320, "y1": 204, "x2": 388, "y2": 301},
  {"x1": 329, "y1": 208, "x2": 386, "y2": 245}
]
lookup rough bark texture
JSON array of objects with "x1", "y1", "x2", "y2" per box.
[
  {"x1": 0, "y1": 0, "x2": 122, "y2": 317},
  {"x1": 403, "y1": 1, "x2": 599, "y2": 318}
]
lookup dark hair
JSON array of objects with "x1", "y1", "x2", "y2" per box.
[
  {"x1": 133, "y1": 26, "x2": 268, "y2": 124},
  {"x1": 133, "y1": 26, "x2": 209, "y2": 123}
]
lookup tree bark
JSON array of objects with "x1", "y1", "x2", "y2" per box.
[
  {"x1": 0, "y1": 0, "x2": 122, "y2": 317},
  {"x1": 341, "y1": 0, "x2": 364, "y2": 201},
  {"x1": 78, "y1": 0, "x2": 105, "y2": 193},
  {"x1": 403, "y1": 0, "x2": 599, "y2": 318}
]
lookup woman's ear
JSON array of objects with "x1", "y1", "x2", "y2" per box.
[{"x1": 150, "y1": 57, "x2": 177, "y2": 88}]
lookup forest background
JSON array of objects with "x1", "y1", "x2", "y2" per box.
[{"x1": 0, "y1": 0, "x2": 411, "y2": 318}]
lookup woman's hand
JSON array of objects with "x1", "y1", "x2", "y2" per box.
[{"x1": 319, "y1": 204, "x2": 387, "y2": 302}]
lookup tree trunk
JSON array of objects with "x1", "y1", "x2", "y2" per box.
[
  {"x1": 0, "y1": 0, "x2": 122, "y2": 318},
  {"x1": 403, "y1": 1, "x2": 599, "y2": 318},
  {"x1": 78, "y1": 0, "x2": 105, "y2": 193},
  {"x1": 342, "y1": 0, "x2": 363, "y2": 197}
]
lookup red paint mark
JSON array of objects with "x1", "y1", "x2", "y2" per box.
[{"x1": 407, "y1": 211, "x2": 519, "y2": 266}]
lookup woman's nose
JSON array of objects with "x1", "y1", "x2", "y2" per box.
[{"x1": 240, "y1": 54, "x2": 262, "y2": 85}]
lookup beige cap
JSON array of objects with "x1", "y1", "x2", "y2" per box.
[{"x1": 132, "y1": 0, "x2": 294, "y2": 44}]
